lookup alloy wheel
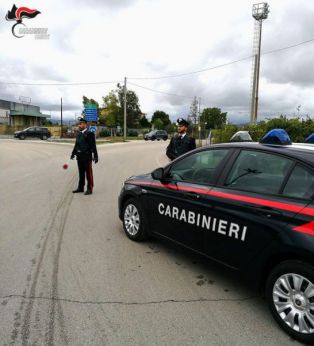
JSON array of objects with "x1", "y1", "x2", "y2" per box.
[
  {"x1": 273, "y1": 273, "x2": 314, "y2": 334},
  {"x1": 124, "y1": 204, "x2": 140, "y2": 236}
]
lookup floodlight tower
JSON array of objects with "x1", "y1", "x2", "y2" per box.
[{"x1": 250, "y1": 2, "x2": 269, "y2": 124}]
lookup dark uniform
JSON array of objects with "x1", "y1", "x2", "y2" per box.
[
  {"x1": 166, "y1": 118, "x2": 196, "y2": 160},
  {"x1": 71, "y1": 121, "x2": 98, "y2": 194}
]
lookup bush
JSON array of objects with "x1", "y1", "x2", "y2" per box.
[
  {"x1": 211, "y1": 116, "x2": 314, "y2": 144},
  {"x1": 99, "y1": 129, "x2": 111, "y2": 137},
  {"x1": 212, "y1": 124, "x2": 239, "y2": 143},
  {"x1": 127, "y1": 130, "x2": 139, "y2": 137}
]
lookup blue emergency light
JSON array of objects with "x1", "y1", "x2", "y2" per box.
[
  {"x1": 305, "y1": 133, "x2": 314, "y2": 144},
  {"x1": 260, "y1": 129, "x2": 292, "y2": 145}
]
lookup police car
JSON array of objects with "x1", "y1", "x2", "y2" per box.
[{"x1": 118, "y1": 129, "x2": 314, "y2": 344}]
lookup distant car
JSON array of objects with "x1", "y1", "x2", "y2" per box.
[
  {"x1": 14, "y1": 127, "x2": 51, "y2": 140},
  {"x1": 144, "y1": 130, "x2": 168, "y2": 141}
]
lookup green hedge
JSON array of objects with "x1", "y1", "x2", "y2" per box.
[{"x1": 212, "y1": 116, "x2": 314, "y2": 143}]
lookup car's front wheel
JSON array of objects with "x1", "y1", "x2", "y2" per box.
[
  {"x1": 20, "y1": 134, "x2": 25, "y2": 140},
  {"x1": 266, "y1": 260, "x2": 314, "y2": 344},
  {"x1": 122, "y1": 198, "x2": 147, "y2": 241},
  {"x1": 151, "y1": 136, "x2": 156, "y2": 141},
  {"x1": 42, "y1": 135, "x2": 47, "y2": 140}
]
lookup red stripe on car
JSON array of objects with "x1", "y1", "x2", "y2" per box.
[
  {"x1": 126, "y1": 180, "x2": 314, "y2": 217},
  {"x1": 293, "y1": 222, "x2": 314, "y2": 236}
]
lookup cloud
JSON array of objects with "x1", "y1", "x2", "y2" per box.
[
  {"x1": 1, "y1": 0, "x2": 314, "y2": 124},
  {"x1": 67, "y1": 0, "x2": 139, "y2": 9}
]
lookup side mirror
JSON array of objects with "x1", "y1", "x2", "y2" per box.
[{"x1": 151, "y1": 167, "x2": 165, "y2": 180}]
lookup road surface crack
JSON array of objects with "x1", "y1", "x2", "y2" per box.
[{"x1": 2, "y1": 294, "x2": 258, "y2": 306}]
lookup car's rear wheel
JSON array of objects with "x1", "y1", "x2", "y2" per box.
[
  {"x1": 42, "y1": 135, "x2": 47, "y2": 140},
  {"x1": 163, "y1": 136, "x2": 168, "y2": 141},
  {"x1": 266, "y1": 260, "x2": 314, "y2": 344},
  {"x1": 151, "y1": 136, "x2": 156, "y2": 141},
  {"x1": 122, "y1": 198, "x2": 147, "y2": 241}
]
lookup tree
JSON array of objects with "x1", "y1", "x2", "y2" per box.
[
  {"x1": 82, "y1": 96, "x2": 98, "y2": 107},
  {"x1": 102, "y1": 91, "x2": 120, "y2": 127},
  {"x1": 188, "y1": 96, "x2": 198, "y2": 124},
  {"x1": 200, "y1": 107, "x2": 227, "y2": 129},
  {"x1": 153, "y1": 118, "x2": 164, "y2": 129},
  {"x1": 117, "y1": 86, "x2": 142, "y2": 128},
  {"x1": 139, "y1": 115, "x2": 151, "y2": 128},
  {"x1": 151, "y1": 110, "x2": 171, "y2": 129}
]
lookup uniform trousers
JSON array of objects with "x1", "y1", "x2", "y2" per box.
[{"x1": 77, "y1": 159, "x2": 93, "y2": 192}]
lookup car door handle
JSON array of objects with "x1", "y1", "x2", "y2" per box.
[
  {"x1": 244, "y1": 205, "x2": 282, "y2": 217},
  {"x1": 183, "y1": 191, "x2": 200, "y2": 199}
]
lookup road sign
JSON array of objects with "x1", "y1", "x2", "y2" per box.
[
  {"x1": 84, "y1": 103, "x2": 98, "y2": 121},
  {"x1": 89, "y1": 125, "x2": 97, "y2": 134}
]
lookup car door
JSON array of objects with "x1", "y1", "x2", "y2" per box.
[
  {"x1": 27, "y1": 127, "x2": 36, "y2": 138},
  {"x1": 36, "y1": 127, "x2": 42, "y2": 138},
  {"x1": 280, "y1": 162, "x2": 314, "y2": 245},
  {"x1": 200, "y1": 149, "x2": 311, "y2": 269},
  {"x1": 147, "y1": 148, "x2": 231, "y2": 253},
  {"x1": 156, "y1": 131, "x2": 163, "y2": 140}
]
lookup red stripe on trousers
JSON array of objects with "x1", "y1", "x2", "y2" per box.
[{"x1": 88, "y1": 160, "x2": 93, "y2": 191}]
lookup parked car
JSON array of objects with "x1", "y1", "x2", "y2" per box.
[
  {"x1": 119, "y1": 129, "x2": 314, "y2": 344},
  {"x1": 144, "y1": 130, "x2": 168, "y2": 141},
  {"x1": 14, "y1": 127, "x2": 51, "y2": 140}
]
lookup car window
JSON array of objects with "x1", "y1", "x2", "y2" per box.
[
  {"x1": 168, "y1": 149, "x2": 229, "y2": 184},
  {"x1": 283, "y1": 164, "x2": 314, "y2": 199},
  {"x1": 28, "y1": 128, "x2": 36, "y2": 132},
  {"x1": 225, "y1": 150, "x2": 293, "y2": 195}
]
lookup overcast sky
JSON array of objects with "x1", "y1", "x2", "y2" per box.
[{"x1": 1, "y1": 0, "x2": 314, "y2": 123}]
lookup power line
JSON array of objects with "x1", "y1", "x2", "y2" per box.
[
  {"x1": 128, "y1": 56, "x2": 253, "y2": 80},
  {"x1": 128, "y1": 37, "x2": 314, "y2": 80},
  {"x1": 128, "y1": 82, "x2": 194, "y2": 99},
  {"x1": 0, "y1": 37, "x2": 313, "y2": 86},
  {"x1": 262, "y1": 38, "x2": 314, "y2": 56},
  {"x1": 0, "y1": 80, "x2": 122, "y2": 86}
]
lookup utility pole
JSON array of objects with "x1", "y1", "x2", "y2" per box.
[
  {"x1": 198, "y1": 97, "x2": 201, "y2": 147},
  {"x1": 124, "y1": 77, "x2": 127, "y2": 140},
  {"x1": 60, "y1": 97, "x2": 63, "y2": 138},
  {"x1": 250, "y1": 2, "x2": 269, "y2": 124}
]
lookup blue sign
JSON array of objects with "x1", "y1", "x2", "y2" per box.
[
  {"x1": 89, "y1": 125, "x2": 97, "y2": 134},
  {"x1": 84, "y1": 104, "x2": 98, "y2": 121}
]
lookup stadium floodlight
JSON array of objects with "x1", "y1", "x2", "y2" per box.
[
  {"x1": 250, "y1": 3, "x2": 269, "y2": 124},
  {"x1": 252, "y1": 2, "x2": 270, "y2": 21}
]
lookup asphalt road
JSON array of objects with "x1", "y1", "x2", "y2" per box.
[{"x1": 0, "y1": 139, "x2": 301, "y2": 346}]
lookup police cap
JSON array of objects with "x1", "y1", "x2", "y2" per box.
[
  {"x1": 78, "y1": 117, "x2": 87, "y2": 123},
  {"x1": 177, "y1": 118, "x2": 189, "y2": 126}
]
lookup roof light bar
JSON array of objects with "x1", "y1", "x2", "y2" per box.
[
  {"x1": 260, "y1": 129, "x2": 292, "y2": 145},
  {"x1": 230, "y1": 131, "x2": 253, "y2": 142},
  {"x1": 305, "y1": 133, "x2": 314, "y2": 144}
]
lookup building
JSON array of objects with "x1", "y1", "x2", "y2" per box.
[{"x1": 0, "y1": 99, "x2": 50, "y2": 126}]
